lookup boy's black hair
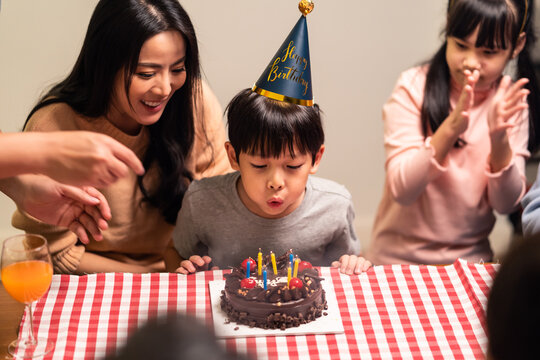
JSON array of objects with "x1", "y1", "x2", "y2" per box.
[{"x1": 226, "y1": 89, "x2": 324, "y2": 164}]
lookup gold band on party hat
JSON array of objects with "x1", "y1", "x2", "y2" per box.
[{"x1": 252, "y1": 86, "x2": 314, "y2": 106}]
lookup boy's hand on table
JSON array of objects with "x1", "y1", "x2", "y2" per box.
[
  {"x1": 332, "y1": 254, "x2": 372, "y2": 275},
  {"x1": 176, "y1": 255, "x2": 218, "y2": 274}
]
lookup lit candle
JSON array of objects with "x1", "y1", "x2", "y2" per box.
[
  {"x1": 289, "y1": 252, "x2": 294, "y2": 269},
  {"x1": 258, "y1": 248, "x2": 263, "y2": 276},
  {"x1": 246, "y1": 260, "x2": 250, "y2": 278},
  {"x1": 287, "y1": 266, "x2": 292, "y2": 287},
  {"x1": 270, "y1": 251, "x2": 277, "y2": 275},
  {"x1": 263, "y1": 267, "x2": 267, "y2": 290},
  {"x1": 293, "y1": 257, "x2": 300, "y2": 278}
]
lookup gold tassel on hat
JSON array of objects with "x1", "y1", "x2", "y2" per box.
[{"x1": 298, "y1": 0, "x2": 314, "y2": 16}]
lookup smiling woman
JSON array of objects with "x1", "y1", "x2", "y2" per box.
[
  {"x1": 11, "y1": 0, "x2": 231, "y2": 274},
  {"x1": 109, "y1": 30, "x2": 187, "y2": 134}
]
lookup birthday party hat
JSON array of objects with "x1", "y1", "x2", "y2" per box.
[{"x1": 252, "y1": 0, "x2": 314, "y2": 106}]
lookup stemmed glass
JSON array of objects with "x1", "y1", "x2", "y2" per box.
[{"x1": 1, "y1": 234, "x2": 54, "y2": 358}]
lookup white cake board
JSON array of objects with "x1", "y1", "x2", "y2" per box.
[{"x1": 208, "y1": 279, "x2": 344, "y2": 338}]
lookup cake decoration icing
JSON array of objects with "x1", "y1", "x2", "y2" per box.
[{"x1": 220, "y1": 250, "x2": 327, "y2": 330}]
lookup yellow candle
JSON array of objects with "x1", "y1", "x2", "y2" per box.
[
  {"x1": 258, "y1": 249, "x2": 262, "y2": 276},
  {"x1": 270, "y1": 251, "x2": 277, "y2": 275},
  {"x1": 287, "y1": 266, "x2": 291, "y2": 286},
  {"x1": 293, "y1": 257, "x2": 300, "y2": 278}
]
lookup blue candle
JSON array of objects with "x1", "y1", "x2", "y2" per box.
[
  {"x1": 246, "y1": 262, "x2": 250, "y2": 278},
  {"x1": 263, "y1": 267, "x2": 267, "y2": 290},
  {"x1": 289, "y1": 253, "x2": 294, "y2": 268}
]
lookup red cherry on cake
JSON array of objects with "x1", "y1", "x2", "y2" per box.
[
  {"x1": 298, "y1": 261, "x2": 313, "y2": 272},
  {"x1": 289, "y1": 277, "x2": 303, "y2": 289},
  {"x1": 241, "y1": 258, "x2": 256, "y2": 272},
  {"x1": 240, "y1": 278, "x2": 257, "y2": 289}
]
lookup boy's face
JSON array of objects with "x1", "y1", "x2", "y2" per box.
[{"x1": 225, "y1": 142, "x2": 324, "y2": 219}]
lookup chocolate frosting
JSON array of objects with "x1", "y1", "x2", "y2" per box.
[{"x1": 220, "y1": 252, "x2": 327, "y2": 330}]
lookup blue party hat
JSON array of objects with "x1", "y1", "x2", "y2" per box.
[{"x1": 252, "y1": 1, "x2": 314, "y2": 106}]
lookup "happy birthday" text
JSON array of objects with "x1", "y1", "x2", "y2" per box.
[{"x1": 266, "y1": 41, "x2": 309, "y2": 96}]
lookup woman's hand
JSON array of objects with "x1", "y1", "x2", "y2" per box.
[
  {"x1": 1, "y1": 131, "x2": 145, "y2": 186},
  {"x1": 41, "y1": 131, "x2": 145, "y2": 188},
  {"x1": 1, "y1": 174, "x2": 110, "y2": 243}
]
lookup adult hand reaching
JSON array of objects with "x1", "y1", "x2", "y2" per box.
[
  {"x1": 41, "y1": 131, "x2": 146, "y2": 187},
  {"x1": 0, "y1": 131, "x2": 145, "y2": 187},
  {"x1": 0, "y1": 174, "x2": 110, "y2": 244}
]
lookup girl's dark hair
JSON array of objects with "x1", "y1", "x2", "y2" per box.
[
  {"x1": 226, "y1": 89, "x2": 324, "y2": 164},
  {"x1": 421, "y1": 0, "x2": 539, "y2": 151},
  {"x1": 25, "y1": 0, "x2": 202, "y2": 224}
]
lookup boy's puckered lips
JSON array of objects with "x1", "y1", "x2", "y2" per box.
[{"x1": 267, "y1": 198, "x2": 284, "y2": 208}]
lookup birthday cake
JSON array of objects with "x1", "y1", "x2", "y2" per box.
[{"x1": 220, "y1": 251, "x2": 327, "y2": 330}]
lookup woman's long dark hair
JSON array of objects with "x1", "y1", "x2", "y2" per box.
[
  {"x1": 421, "y1": 0, "x2": 539, "y2": 151},
  {"x1": 25, "y1": 0, "x2": 202, "y2": 224}
]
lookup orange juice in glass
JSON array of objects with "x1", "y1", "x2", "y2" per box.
[
  {"x1": 1, "y1": 234, "x2": 54, "y2": 358},
  {"x1": 2, "y1": 260, "x2": 53, "y2": 303}
]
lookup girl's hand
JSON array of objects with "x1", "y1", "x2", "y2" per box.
[
  {"x1": 431, "y1": 70, "x2": 478, "y2": 165},
  {"x1": 488, "y1": 76, "x2": 529, "y2": 138},
  {"x1": 331, "y1": 254, "x2": 372, "y2": 275},
  {"x1": 447, "y1": 69, "x2": 479, "y2": 136},
  {"x1": 176, "y1": 255, "x2": 216, "y2": 274}
]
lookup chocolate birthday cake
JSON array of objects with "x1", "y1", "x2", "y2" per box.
[{"x1": 220, "y1": 251, "x2": 327, "y2": 330}]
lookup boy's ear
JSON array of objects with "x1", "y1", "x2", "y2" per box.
[
  {"x1": 309, "y1": 145, "x2": 325, "y2": 174},
  {"x1": 225, "y1": 141, "x2": 240, "y2": 170}
]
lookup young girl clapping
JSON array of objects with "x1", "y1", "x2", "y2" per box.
[{"x1": 369, "y1": 0, "x2": 539, "y2": 265}]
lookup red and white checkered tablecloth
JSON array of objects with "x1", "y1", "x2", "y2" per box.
[{"x1": 14, "y1": 259, "x2": 498, "y2": 360}]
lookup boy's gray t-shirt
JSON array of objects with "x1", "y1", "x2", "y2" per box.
[{"x1": 173, "y1": 171, "x2": 360, "y2": 268}]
